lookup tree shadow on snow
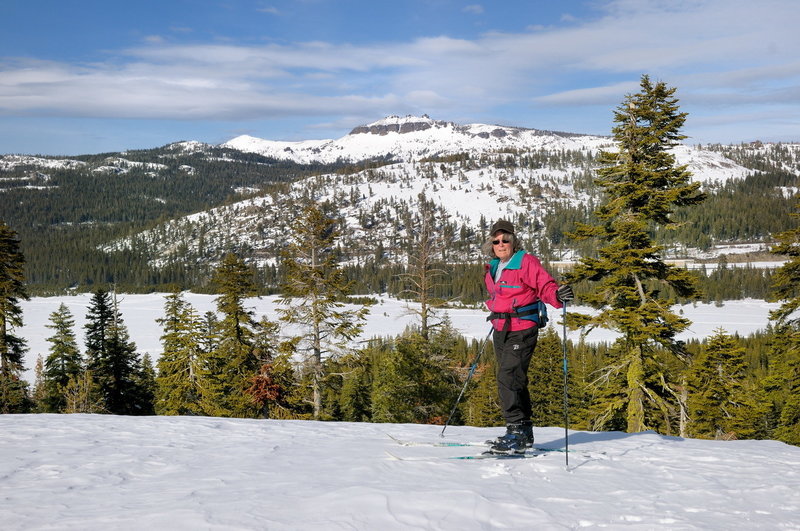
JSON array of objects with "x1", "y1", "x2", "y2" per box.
[{"x1": 544, "y1": 429, "x2": 685, "y2": 449}]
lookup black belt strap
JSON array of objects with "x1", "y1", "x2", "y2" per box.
[{"x1": 486, "y1": 307, "x2": 538, "y2": 332}]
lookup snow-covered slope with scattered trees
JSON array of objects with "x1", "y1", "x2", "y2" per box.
[{"x1": 109, "y1": 115, "x2": 761, "y2": 268}]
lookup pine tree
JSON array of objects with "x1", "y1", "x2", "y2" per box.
[
  {"x1": 197, "y1": 253, "x2": 264, "y2": 418},
  {"x1": 136, "y1": 353, "x2": 157, "y2": 415},
  {"x1": 0, "y1": 221, "x2": 31, "y2": 413},
  {"x1": 155, "y1": 290, "x2": 203, "y2": 415},
  {"x1": 335, "y1": 350, "x2": 373, "y2": 422},
  {"x1": 84, "y1": 289, "x2": 151, "y2": 415},
  {"x1": 245, "y1": 316, "x2": 295, "y2": 419},
  {"x1": 41, "y1": 303, "x2": 83, "y2": 412},
  {"x1": 566, "y1": 75, "x2": 705, "y2": 434},
  {"x1": 528, "y1": 329, "x2": 576, "y2": 427},
  {"x1": 686, "y1": 329, "x2": 767, "y2": 439},
  {"x1": 463, "y1": 361, "x2": 504, "y2": 427},
  {"x1": 371, "y1": 326, "x2": 458, "y2": 424},
  {"x1": 766, "y1": 201, "x2": 800, "y2": 444},
  {"x1": 398, "y1": 194, "x2": 449, "y2": 340},
  {"x1": 278, "y1": 203, "x2": 368, "y2": 419}
]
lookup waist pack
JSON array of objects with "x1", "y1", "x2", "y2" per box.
[{"x1": 487, "y1": 301, "x2": 548, "y2": 331}]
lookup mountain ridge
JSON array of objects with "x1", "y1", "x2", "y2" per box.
[{"x1": 221, "y1": 114, "x2": 615, "y2": 165}]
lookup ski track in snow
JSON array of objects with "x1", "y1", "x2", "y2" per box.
[{"x1": 0, "y1": 415, "x2": 798, "y2": 530}]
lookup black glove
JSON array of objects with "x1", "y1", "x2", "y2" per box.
[{"x1": 556, "y1": 284, "x2": 574, "y2": 303}]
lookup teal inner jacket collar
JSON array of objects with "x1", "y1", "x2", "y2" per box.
[{"x1": 489, "y1": 250, "x2": 526, "y2": 277}]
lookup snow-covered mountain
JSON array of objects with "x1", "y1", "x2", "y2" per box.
[
  {"x1": 221, "y1": 114, "x2": 752, "y2": 184},
  {"x1": 223, "y1": 114, "x2": 618, "y2": 165},
  {"x1": 106, "y1": 115, "x2": 767, "y2": 268}
]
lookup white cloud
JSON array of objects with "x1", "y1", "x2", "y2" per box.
[
  {"x1": 463, "y1": 4, "x2": 484, "y2": 15},
  {"x1": 0, "y1": 0, "x2": 797, "y2": 144},
  {"x1": 535, "y1": 81, "x2": 641, "y2": 106}
]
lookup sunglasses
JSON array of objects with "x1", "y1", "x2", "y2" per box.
[{"x1": 492, "y1": 238, "x2": 511, "y2": 245}]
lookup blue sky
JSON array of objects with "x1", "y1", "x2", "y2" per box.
[{"x1": 1, "y1": 0, "x2": 798, "y2": 155}]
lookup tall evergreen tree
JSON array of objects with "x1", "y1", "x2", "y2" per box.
[
  {"x1": 246, "y1": 317, "x2": 296, "y2": 419},
  {"x1": 0, "y1": 221, "x2": 31, "y2": 413},
  {"x1": 766, "y1": 201, "x2": 800, "y2": 444},
  {"x1": 398, "y1": 194, "x2": 449, "y2": 340},
  {"x1": 197, "y1": 253, "x2": 265, "y2": 418},
  {"x1": 84, "y1": 289, "x2": 151, "y2": 415},
  {"x1": 278, "y1": 202, "x2": 368, "y2": 419},
  {"x1": 42, "y1": 303, "x2": 83, "y2": 412},
  {"x1": 566, "y1": 75, "x2": 705, "y2": 434},
  {"x1": 371, "y1": 324, "x2": 459, "y2": 424},
  {"x1": 155, "y1": 290, "x2": 204, "y2": 415},
  {"x1": 686, "y1": 329, "x2": 767, "y2": 439}
]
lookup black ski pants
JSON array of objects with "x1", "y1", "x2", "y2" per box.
[{"x1": 493, "y1": 327, "x2": 539, "y2": 424}]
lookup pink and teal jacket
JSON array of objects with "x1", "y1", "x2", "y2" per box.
[{"x1": 484, "y1": 250, "x2": 562, "y2": 332}]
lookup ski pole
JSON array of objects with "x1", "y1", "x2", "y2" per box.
[
  {"x1": 441, "y1": 325, "x2": 494, "y2": 437},
  {"x1": 562, "y1": 301, "x2": 570, "y2": 468}
]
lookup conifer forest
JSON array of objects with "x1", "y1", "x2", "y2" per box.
[{"x1": 1, "y1": 77, "x2": 799, "y2": 447}]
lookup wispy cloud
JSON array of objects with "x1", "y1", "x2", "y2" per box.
[
  {"x1": 463, "y1": 5, "x2": 484, "y2": 15},
  {"x1": 0, "y1": 0, "x2": 797, "y2": 143}
]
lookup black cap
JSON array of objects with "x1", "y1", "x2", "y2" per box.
[{"x1": 490, "y1": 219, "x2": 515, "y2": 236}]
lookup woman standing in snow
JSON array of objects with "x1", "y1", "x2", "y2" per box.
[{"x1": 482, "y1": 219, "x2": 574, "y2": 454}]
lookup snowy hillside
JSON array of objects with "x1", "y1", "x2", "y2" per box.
[
  {"x1": 108, "y1": 115, "x2": 764, "y2": 267},
  {"x1": 0, "y1": 154, "x2": 87, "y2": 171},
  {"x1": 2, "y1": 414, "x2": 798, "y2": 530},
  {"x1": 102, "y1": 157, "x2": 592, "y2": 264}
]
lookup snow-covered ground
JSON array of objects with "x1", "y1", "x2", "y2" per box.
[
  {"x1": 1, "y1": 414, "x2": 798, "y2": 530},
  {"x1": 18, "y1": 294, "x2": 780, "y2": 384}
]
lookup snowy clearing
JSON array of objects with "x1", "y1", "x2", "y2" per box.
[{"x1": 0, "y1": 414, "x2": 798, "y2": 530}]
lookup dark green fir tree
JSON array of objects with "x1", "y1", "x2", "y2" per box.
[
  {"x1": 0, "y1": 221, "x2": 31, "y2": 413},
  {"x1": 766, "y1": 202, "x2": 800, "y2": 445},
  {"x1": 84, "y1": 289, "x2": 151, "y2": 415},
  {"x1": 42, "y1": 303, "x2": 83, "y2": 412},
  {"x1": 155, "y1": 290, "x2": 204, "y2": 415},
  {"x1": 463, "y1": 360, "x2": 504, "y2": 428},
  {"x1": 197, "y1": 253, "x2": 264, "y2": 418},
  {"x1": 686, "y1": 328, "x2": 768, "y2": 439},
  {"x1": 528, "y1": 328, "x2": 580, "y2": 428},
  {"x1": 371, "y1": 325, "x2": 458, "y2": 425},
  {"x1": 566, "y1": 75, "x2": 705, "y2": 434}
]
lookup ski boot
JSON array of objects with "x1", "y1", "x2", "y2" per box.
[{"x1": 486, "y1": 421, "x2": 533, "y2": 455}]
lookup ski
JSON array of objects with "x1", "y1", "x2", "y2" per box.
[
  {"x1": 449, "y1": 452, "x2": 546, "y2": 460},
  {"x1": 386, "y1": 433, "x2": 483, "y2": 448},
  {"x1": 385, "y1": 450, "x2": 546, "y2": 461},
  {"x1": 386, "y1": 433, "x2": 574, "y2": 453}
]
